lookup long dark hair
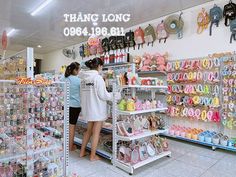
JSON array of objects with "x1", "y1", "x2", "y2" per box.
[
  {"x1": 64, "y1": 62, "x2": 80, "y2": 78},
  {"x1": 85, "y1": 57, "x2": 104, "y2": 70}
]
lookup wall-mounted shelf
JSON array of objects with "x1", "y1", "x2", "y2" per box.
[{"x1": 161, "y1": 133, "x2": 236, "y2": 152}]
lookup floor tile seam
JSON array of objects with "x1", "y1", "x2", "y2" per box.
[
  {"x1": 174, "y1": 158, "x2": 214, "y2": 171},
  {"x1": 177, "y1": 151, "x2": 221, "y2": 161}
]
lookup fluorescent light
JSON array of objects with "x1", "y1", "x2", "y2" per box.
[
  {"x1": 7, "y1": 29, "x2": 16, "y2": 36},
  {"x1": 30, "y1": 0, "x2": 54, "y2": 16},
  {"x1": 37, "y1": 45, "x2": 42, "y2": 48}
]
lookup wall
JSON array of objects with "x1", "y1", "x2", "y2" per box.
[{"x1": 41, "y1": 0, "x2": 236, "y2": 72}]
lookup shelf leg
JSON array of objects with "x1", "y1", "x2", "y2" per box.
[{"x1": 212, "y1": 146, "x2": 216, "y2": 151}]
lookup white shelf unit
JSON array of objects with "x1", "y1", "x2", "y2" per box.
[
  {"x1": 0, "y1": 80, "x2": 69, "y2": 177},
  {"x1": 114, "y1": 151, "x2": 171, "y2": 174},
  {"x1": 112, "y1": 84, "x2": 171, "y2": 174},
  {"x1": 121, "y1": 85, "x2": 167, "y2": 89},
  {"x1": 118, "y1": 107, "x2": 168, "y2": 115},
  {"x1": 117, "y1": 129, "x2": 168, "y2": 141}
]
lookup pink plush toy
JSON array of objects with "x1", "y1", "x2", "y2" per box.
[
  {"x1": 141, "y1": 53, "x2": 151, "y2": 71},
  {"x1": 155, "y1": 52, "x2": 168, "y2": 71}
]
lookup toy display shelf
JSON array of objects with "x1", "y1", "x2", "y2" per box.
[
  {"x1": 77, "y1": 119, "x2": 112, "y2": 134},
  {"x1": 103, "y1": 62, "x2": 133, "y2": 69},
  {"x1": 74, "y1": 137, "x2": 112, "y2": 160},
  {"x1": 117, "y1": 129, "x2": 167, "y2": 141},
  {"x1": 137, "y1": 70, "x2": 167, "y2": 76},
  {"x1": 112, "y1": 82, "x2": 171, "y2": 174},
  {"x1": 161, "y1": 133, "x2": 236, "y2": 152},
  {"x1": 113, "y1": 151, "x2": 171, "y2": 175},
  {"x1": 118, "y1": 107, "x2": 168, "y2": 115}
]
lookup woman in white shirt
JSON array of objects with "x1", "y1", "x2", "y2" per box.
[{"x1": 79, "y1": 58, "x2": 112, "y2": 161}]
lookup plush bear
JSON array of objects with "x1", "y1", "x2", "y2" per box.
[
  {"x1": 156, "y1": 52, "x2": 168, "y2": 71},
  {"x1": 150, "y1": 55, "x2": 157, "y2": 71},
  {"x1": 140, "y1": 53, "x2": 151, "y2": 71},
  {"x1": 134, "y1": 56, "x2": 142, "y2": 71}
]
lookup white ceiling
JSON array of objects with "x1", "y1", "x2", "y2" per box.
[{"x1": 0, "y1": 0, "x2": 212, "y2": 54}]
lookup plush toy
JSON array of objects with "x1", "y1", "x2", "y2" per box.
[
  {"x1": 141, "y1": 53, "x2": 152, "y2": 71},
  {"x1": 134, "y1": 56, "x2": 142, "y2": 71},
  {"x1": 156, "y1": 52, "x2": 168, "y2": 71},
  {"x1": 150, "y1": 55, "x2": 157, "y2": 71}
]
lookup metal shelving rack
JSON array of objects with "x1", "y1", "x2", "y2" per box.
[
  {"x1": 0, "y1": 80, "x2": 69, "y2": 177},
  {"x1": 112, "y1": 83, "x2": 171, "y2": 175}
]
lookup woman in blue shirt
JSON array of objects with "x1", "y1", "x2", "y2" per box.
[{"x1": 65, "y1": 62, "x2": 81, "y2": 151}]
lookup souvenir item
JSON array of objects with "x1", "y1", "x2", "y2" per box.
[
  {"x1": 230, "y1": 19, "x2": 236, "y2": 43},
  {"x1": 144, "y1": 24, "x2": 156, "y2": 46},
  {"x1": 102, "y1": 37, "x2": 110, "y2": 53},
  {"x1": 134, "y1": 27, "x2": 145, "y2": 49},
  {"x1": 156, "y1": 20, "x2": 169, "y2": 43},
  {"x1": 109, "y1": 36, "x2": 117, "y2": 50},
  {"x1": 223, "y1": 0, "x2": 236, "y2": 26},
  {"x1": 125, "y1": 30, "x2": 136, "y2": 51},
  {"x1": 197, "y1": 8, "x2": 210, "y2": 34},
  {"x1": 116, "y1": 36, "x2": 126, "y2": 50},
  {"x1": 209, "y1": 4, "x2": 223, "y2": 36}
]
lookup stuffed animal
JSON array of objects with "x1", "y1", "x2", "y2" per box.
[
  {"x1": 134, "y1": 56, "x2": 142, "y2": 71},
  {"x1": 156, "y1": 52, "x2": 168, "y2": 71},
  {"x1": 141, "y1": 53, "x2": 151, "y2": 71},
  {"x1": 150, "y1": 55, "x2": 157, "y2": 71}
]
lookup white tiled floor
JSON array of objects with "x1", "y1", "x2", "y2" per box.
[{"x1": 69, "y1": 139, "x2": 236, "y2": 177}]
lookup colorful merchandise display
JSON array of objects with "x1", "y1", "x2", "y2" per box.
[
  {"x1": 168, "y1": 125, "x2": 236, "y2": 148},
  {"x1": 0, "y1": 48, "x2": 34, "y2": 80},
  {"x1": 166, "y1": 58, "x2": 221, "y2": 123},
  {"x1": 117, "y1": 136, "x2": 169, "y2": 165},
  {"x1": 221, "y1": 56, "x2": 236, "y2": 130},
  {"x1": 112, "y1": 81, "x2": 171, "y2": 174},
  {"x1": 0, "y1": 80, "x2": 69, "y2": 177},
  {"x1": 134, "y1": 53, "x2": 167, "y2": 73},
  {"x1": 163, "y1": 54, "x2": 236, "y2": 152}
]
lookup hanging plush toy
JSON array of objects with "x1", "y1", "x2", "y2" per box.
[
  {"x1": 134, "y1": 27, "x2": 145, "y2": 49},
  {"x1": 223, "y1": 0, "x2": 236, "y2": 26},
  {"x1": 197, "y1": 8, "x2": 210, "y2": 34},
  {"x1": 156, "y1": 20, "x2": 169, "y2": 43},
  {"x1": 209, "y1": 4, "x2": 223, "y2": 36},
  {"x1": 125, "y1": 30, "x2": 136, "y2": 51},
  {"x1": 144, "y1": 24, "x2": 156, "y2": 46},
  {"x1": 230, "y1": 19, "x2": 236, "y2": 43}
]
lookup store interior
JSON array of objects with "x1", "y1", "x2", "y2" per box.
[{"x1": 0, "y1": 0, "x2": 236, "y2": 177}]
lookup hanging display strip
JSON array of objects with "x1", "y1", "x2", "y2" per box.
[
  {"x1": 163, "y1": 54, "x2": 236, "y2": 152},
  {"x1": 166, "y1": 57, "x2": 221, "y2": 123},
  {"x1": 0, "y1": 48, "x2": 34, "y2": 80},
  {"x1": 221, "y1": 56, "x2": 236, "y2": 130},
  {"x1": 0, "y1": 80, "x2": 69, "y2": 177}
]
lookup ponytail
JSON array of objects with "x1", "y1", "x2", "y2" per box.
[
  {"x1": 85, "y1": 57, "x2": 104, "y2": 70},
  {"x1": 64, "y1": 62, "x2": 80, "y2": 78}
]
